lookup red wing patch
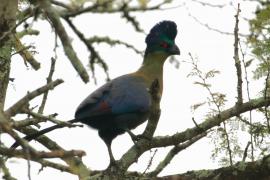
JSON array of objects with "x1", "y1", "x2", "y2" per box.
[{"x1": 99, "y1": 101, "x2": 111, "y2": 112}]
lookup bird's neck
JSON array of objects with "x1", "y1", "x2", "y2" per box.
[{"x1": 135, "y1": 52, "x2": 168, "y2": 95}]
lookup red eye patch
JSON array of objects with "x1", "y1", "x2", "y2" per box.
[{"x1": 160, "y1": 42, "x2": 169, "y2": 48}]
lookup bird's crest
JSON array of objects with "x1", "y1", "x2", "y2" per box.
[{"x1": 145, "y1": 20, "x2": 177, "y2": 46}]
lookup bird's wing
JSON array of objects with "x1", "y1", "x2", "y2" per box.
[
  {"x1": 108, "y1": 75, "x2": 151, "y2": 114},
  {"x1": 75, "y1": 75, "x2": 151, "y2": 120},
  {"x1": 75, "y1": 82, "x2": 112, "y2": 120}
]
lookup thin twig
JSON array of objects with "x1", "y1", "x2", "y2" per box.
[
  {"x1": 242, "y1": 141, "x2": 251, "y2": 162},
  {"x1": 191, "y1": 0, "x2": 226, "y2": 8},
  {"x1": 143, "y1": 149, "x2": 158, "y2": 174},
  {"x1": 222, "y1": 122, "x2": 233, "y2": 165},
  {"x1": 187, "y1": 11, "x2": 233, "y2": 36},
  {"x1": 148, "y1": 132, "x2": 207, "y2": 176},
  {"x1": 64, "y1": 18, "x2": 110, "y2": 83},
  {"x1": 22, "y1": 109, "x2": 80, "y2": 128},
  {"x1": 188, "y1": 53, "x2": 233, "y2": 165},
  {"x1": 62, "y1": 0, "x2": 166, "y2": 17},
  {"x1": 87, "y1": 36, "x2": 143, "y2": 55},
  {"x1": 27, "y1": 155, "x2": 32, "y2": 180},
  {"x1": 10, "y1": 118, "x2": 79, "y2": 149},
  {"x1": 38, "y1": 57, "x2": 56, "y2": 113},
  {"x1": 239, "y1": 41, "x2": 254, "y2": 161}
]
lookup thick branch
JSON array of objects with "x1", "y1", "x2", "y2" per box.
[
  {"x1": 158, "y1": 155, "x2": 270, "y2": 180},
  {"x1": 5, "y1": 79, "x2": 63, "y2": 118},
  {"x1": 38, "y1": 0, "x2": 89, "y2": 83},
  {"x1": 12, "y1": 110, "x2": 73, "y2": 130},
  {"x1": 12, "y1": 125, "x2": 90, "y2": 178},
  {"x1": 151, "y1": 97, "x2": 270, "y2": 147},
  {"x1": 0, "y1": 147, "x2": 85, "y2": 159},
  {"x1": 0, "y1": 0, "x2": 18, "y2": 110},
  {"x1": 0, "y1": 112, "x2": 36, "y2": 154},
  {"x1": 118, "y1": 97, "x2": 270, "y2": 170}
]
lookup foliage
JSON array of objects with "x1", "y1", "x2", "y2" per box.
[{"x1": 249, "y1": 1, "x2": 270, "y2": 80}]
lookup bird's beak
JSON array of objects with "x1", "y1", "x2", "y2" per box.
[{"x1": 169, "y1": 44, "x2": 180, "y2": 55}]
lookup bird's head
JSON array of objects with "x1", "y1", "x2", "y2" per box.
[{"x1": 145, "y1": 20, "x2": 180, "y2": 57}]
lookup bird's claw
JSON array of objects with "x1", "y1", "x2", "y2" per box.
[{"x1": 126, "y1": 129, "x2": 150, "y2": 143}]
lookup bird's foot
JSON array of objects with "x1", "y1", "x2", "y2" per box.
[
  {"x1": 126, "y1": 129, "x2": 150, "y2": 144},
  {"x1": 105, "y1": 160, "x2": 121, "y2": 174}
]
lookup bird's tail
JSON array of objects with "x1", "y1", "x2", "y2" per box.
[{"x1": 11, "y1": 119, "x2": 79, "y2": 149}]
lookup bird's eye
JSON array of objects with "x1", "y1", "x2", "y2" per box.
[{"x1": 160, "y1": 42, "x2": 169, "y2": 48}]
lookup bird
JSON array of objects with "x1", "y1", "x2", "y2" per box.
[{"x1": 11, "y1": 20, "x2": 180, "y2": 166}]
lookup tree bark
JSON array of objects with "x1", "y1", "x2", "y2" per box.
[
  {"x1": 0, "y1": 0, "x2": 18, "y2": 110},
  {"x1": 157, "y1": 155, "x2": 270, "y2": 180}
]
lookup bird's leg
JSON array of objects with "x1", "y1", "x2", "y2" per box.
[
  {"x1": 105, "y1": 142, "x2": 122, "y2": 174},
  {"x1": 105, "y1": 142, "x2": 116, "y2": 168},
  {"x1": 99, "y1": 130, "x2": 118, "y2": 169}
]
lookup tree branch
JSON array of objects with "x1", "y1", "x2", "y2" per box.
[
  {"x1": 64, "y1": 18, "x2": 110, "y2": 83},
  {"x1": 5, "y1": 79, "x2": 64, "y2": 118},
  {"x1": 0, "y1": 147, "x2": 85, "y2": 159},
  {"x1": 118, "y1": 96, "x2": 270, "y2": 170},
  {"x1": 148, "y1": 132, "x2": 207, "y2": 177},
  {"x1": 234, "y1": 4, "x2": 243, "y2": 106},
  {"x1": 142, "y1": 79, "x2": 161, "y2": 138},
  {"x1": 38, "y1": 0, "x2": 89, "y2": 83},
  {"x1": 12, "y1": 125, "x2": 91, "y2": 178},
  {"x1": 118, "y1": 79, "x2": 161, "y2": 171},
  {"x1": 38, "y1": 57, "x2": 56, "y2": 113},
  {"x1": 87, "y1": 36, "x2": 143, "y2": 55},
  {"x1": 13, "y1": 34, "x2": 41, "y2": 70},
  {"x1": 158, "y1": 155, "x2": 270, "y2": 180},
  {"x1": 0, "y1": 157, "x2": 16, "y2": 180},
  {"x1": 62, "y1": 1, "x2": 167, "y2": 18}
]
